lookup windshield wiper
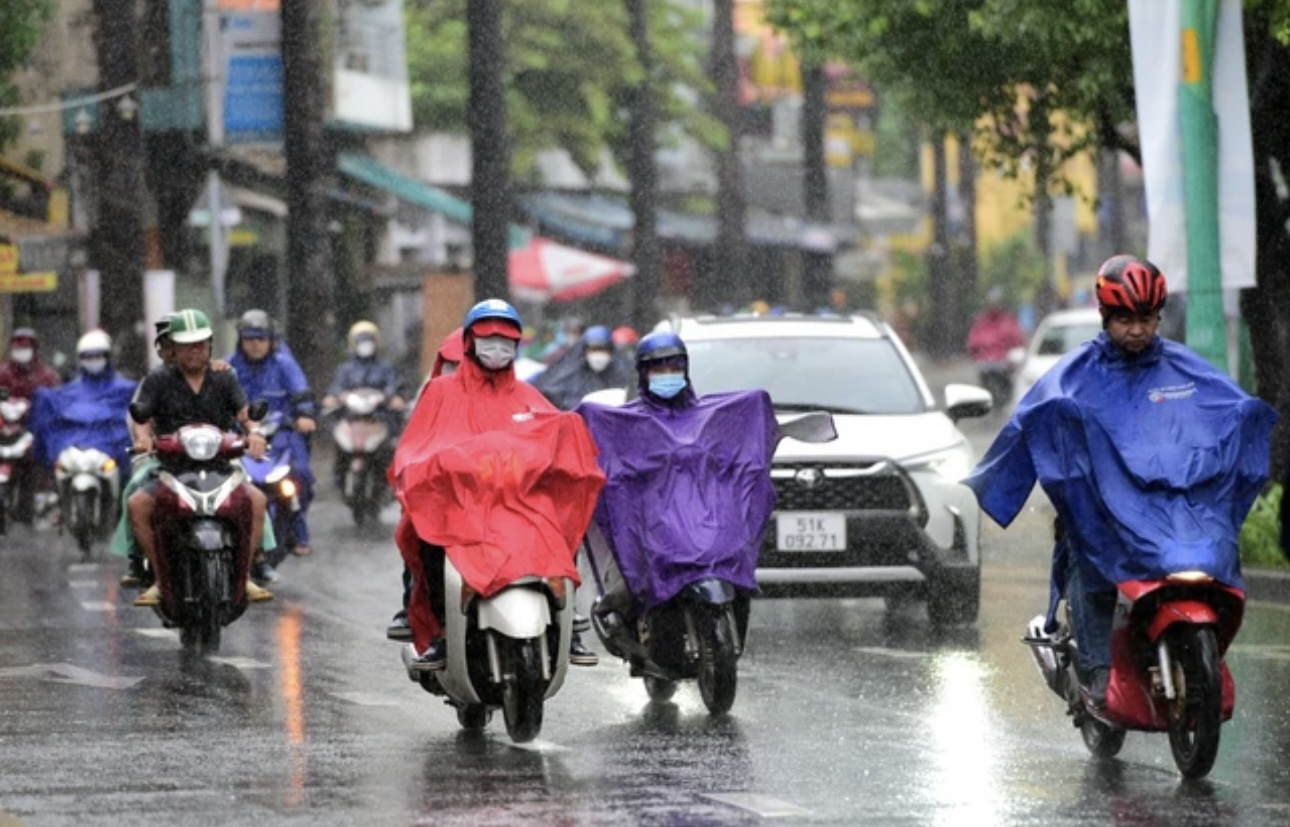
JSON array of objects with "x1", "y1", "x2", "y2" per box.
[{"x1": 775, "y1": 402, "x2": 871, "y2": 415}]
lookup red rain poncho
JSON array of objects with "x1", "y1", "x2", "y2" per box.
[{"x1": 390, "y1": 355, "x2": 604, "y2": 651}]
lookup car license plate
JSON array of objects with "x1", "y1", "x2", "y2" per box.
[{"x1": 776, "y1": 512, "x2": 846, "y2": 551}]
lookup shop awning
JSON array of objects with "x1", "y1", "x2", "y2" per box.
[{"x1": 337, "y1": 153, "x2": 529, "y2": 249}]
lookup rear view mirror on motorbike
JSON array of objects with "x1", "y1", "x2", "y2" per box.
[
  {"x1": 128, "y1": 401, "x2": 150, "y2": 425},
  {"x1": 247, "y1": 400, "x2": 269, "y2": 422}
]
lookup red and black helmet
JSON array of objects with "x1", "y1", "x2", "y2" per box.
[{"x1": 1095, "y1": 255, "x2": 1167, "y2": 317}]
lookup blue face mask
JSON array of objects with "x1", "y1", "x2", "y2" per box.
[{"x1": 648, "y1": 374, "x2": 687, "y2": 399}]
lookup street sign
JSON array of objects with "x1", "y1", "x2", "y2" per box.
[{"x1": 0, "y1": 272, "x2": 58, "y2": 293}]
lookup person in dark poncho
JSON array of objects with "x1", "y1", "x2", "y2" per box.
[{"x1": 532, "y1": 325, "x2": 635, "y2": 411}]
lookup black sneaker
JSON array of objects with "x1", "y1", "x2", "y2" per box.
[
  {"x1": 409, "y1": 639, "x2": 447, "y2": 672},
  {"x1": 569, "y1": 634, "x2": 599, "y2": 667},
  {"x1": 1080, "y1": 667, "x2": 1110, "y2": 711},
  {"x1": 572, "y1": 613, "x2": 591, "y2": 634},
  {"x1": 386, "y1": 610, "x2": 413, "y2": 642}
]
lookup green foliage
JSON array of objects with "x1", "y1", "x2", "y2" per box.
[
  {"x1": 405, "y1": 0, "x2": 719, "y2": 182},
  {"x1": 979, "y1": 232, "x2": 1046, "y2": 309},
  {"x1": 0, "y1": 0, "x2": 53, "y2": 150},
  {"x1": 764, "y1": 0, "x2": 1138, "y2": 193},
  {"x1": 871, "y1": 98, "x2": 919, "y2": 179},
  {"x1": 1240, "y1": 484, "x2": 1287, "y2": 570}
]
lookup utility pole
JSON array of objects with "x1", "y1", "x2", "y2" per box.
[
  {"x1": 926, "y1": 133, "x2": 952, "y2": 359},
  {"x1": 281, "y1": 0, "x2": 336, "y2": 390},
  {"x1": 801, "y1": 59, "x2": 831, "y2": 311},
  {"x1": 626, "y1": 0, "x2": 661, "y2": 332},
  {"x1": 92, "y1": 0, "x2": 146, "y2": 371},
  {"x1": 709, "y1": 0, "x2": 747, "y2": 310},
  {"x1": 468, "y1": 0, "x2": 512, "y2": 302}
]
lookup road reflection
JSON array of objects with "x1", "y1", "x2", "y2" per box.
[{"x1": 276, "y1": 608, "x2": 307, "y2": 807}]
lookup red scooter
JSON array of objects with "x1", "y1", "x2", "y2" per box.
[
  {"x1": 1024, "y1": 571, "x2": 1244, "y2": 779},
  {"x1": 133, "y1": 403, "x2": 265, "y2": 654},
  {"x1": 0, "y1": 387, "x2": 34, "y2": 535}
]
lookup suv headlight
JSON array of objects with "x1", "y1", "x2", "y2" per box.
[{"x1": 907, "y1": 445, "x2": 973, "y2": 483}]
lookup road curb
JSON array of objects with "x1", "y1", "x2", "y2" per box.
[{"x1": 1245, "y1": 568, "x2": 1290, "y2": 604}]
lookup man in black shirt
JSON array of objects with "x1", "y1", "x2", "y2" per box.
[{"x1": 128, "y1": 309, "x2": 273, "y2": 606}]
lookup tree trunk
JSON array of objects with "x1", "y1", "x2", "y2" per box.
[
  {"x1": 92, "y1": 0, "x2": 146, "y2": 372},
  {"x1": 1244, "y1": 17, "x2": 1290, "y2": 481},
  {"x1": 468, "y1": 0, "x2": 512, "y2": 303},
  {"x1": 801, "y1": 59, "x2": 832, "y2": 311},
  {"x1": 925, "y1": 133, "x2": 952, "y2": 358},
  {"x1": 281, "y1": 0, "x2": 337, "y2": 392},
  {"x1": 626, "y1": 0, "x2": 660, "y2": 333},
  {"x1": 708, "y1": 0, "x2": 746, "y2": 311},
  {"x1": 954, "y1": 131, "x2": 978, "y2": 349},
  {"x1": 1031, "y1": 95, "x2": 1057, "y2": 317}
]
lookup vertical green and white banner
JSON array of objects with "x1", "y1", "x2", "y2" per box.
[{"x1": 1127, "y1": 0, "x2": 1255, "y2": 291}]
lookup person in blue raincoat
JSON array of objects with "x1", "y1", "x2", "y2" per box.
[
  {"x1": 532, "y1": 325, "x2": 635, "y2": 411},
  {"x1": 575, "y1": 331, "x2": 779, "y2": 623},
  {"x1": 227, "y1": 309, "x2": 318, "y2": 561},
  {"x1": 31, "y1": 329, "x2": 135, "y2": 478},
  {"x1": 964, "y1": 256, "x2": 1277, "y2": 710}
]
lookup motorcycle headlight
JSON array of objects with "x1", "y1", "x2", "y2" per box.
[
  {"x1": 908, "y1": 445, "x2": 974, "y2": 483},
  {"x1": 180, "y1": 426, "x2": 223, "y2": 461},
  {"x1": 279, "y1": 478, "x2": 297, "y2": 498},
  {"x1": 101, "y1": 458, "x2": 117, "y2": 474}
]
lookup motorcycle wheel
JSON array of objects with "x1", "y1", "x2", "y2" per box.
[
  {"x1": 456, "y1": 704, "x2": 491, "y2": 731},
  {"x1": 73, "y1": 489, "x2": 96, "y2": 560},
  {"x1": 697, "y1": 609, "x2": 738, "y2": 716},
  {"x1": 1166, "y1": 625, "x2": 1223, "y2": 779},
  {"x1": 1080, "y1": 715, "x2": 1127, "y2": 758},
  {"x1": 500, "y1": 637, "x2": 546, "y2": 743},
  {"x1": 198, "y1": 554, "x2": 226, "y2": 654},
  {"x1": 643, "y1": 676, "x2": 678, "y2": 702}
]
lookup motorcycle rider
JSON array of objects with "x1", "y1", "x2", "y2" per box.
[
  {"x1": 393, "y1": 299, "x2": 599, "y2": 670},
  {"x1": 965, "y1": 286, "x2": 1027, "y2": 408},
  {"x1": 965, "y1": 256, "x2": 1277, "y2": 711},
  {"x1": 29, "y1": 329, "x2": 135, "y2": 490},
  {"x1": 0, "y1": 328, "x2": 62, "y2": 524},
  {"x1": 127, "y1": 309, "x2": 273, "y2": 606},
  {"x1": 532, "y1": 325, "x2": 635, "y2": 411},
  {"x1": 322, "y1": 320, "x2": 408, "y2": 489},
  {"x1": 390, "y1": 327, "x2": 464, "y2": 641},
  {"x1": 228, "y1": 309, "x2": 318, "y2": 566}
]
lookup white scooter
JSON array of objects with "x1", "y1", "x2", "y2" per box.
[
  {"x1": 54, "y1": 445, "x2": 121, "y2": 560},
  {"x1": 402, "y1": 553, "x2": 574, "y2": 743}
]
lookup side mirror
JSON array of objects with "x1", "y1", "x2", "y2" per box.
[
  {"x1": 247, "y1": 400, "x2": 270, "y2": 422},
  {"x1": 128, "y1": 401, "x2": 150, "y2": 424},
  {"x1": 944, "y1": 383, "x2": 993, "y2": 422},
  {"x1": 1006, "y1": 346, "x2": 1027, "y2": 367}
]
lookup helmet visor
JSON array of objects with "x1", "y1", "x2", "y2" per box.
[{"x1": 470, "y1": 318, "x2": 522, "y2": 340}]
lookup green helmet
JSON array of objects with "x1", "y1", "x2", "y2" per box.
[{"x1": 169, "y1": 309, "x2": 214, "y2": 344}]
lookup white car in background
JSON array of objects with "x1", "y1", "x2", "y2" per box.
[{"x1": 1010, "y1": 307, "x2": 1103, "y2": 409}]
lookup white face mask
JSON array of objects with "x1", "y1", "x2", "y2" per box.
[
  {"x1": 585, "y1": 351, "x2": 612, "y2": 373},
  {"x1": 355, "y1": 340, "x2": 377, "y2": 358},
  {"x1": 11, "y1": 347, "x2": 33, "y2": 364},
  {"x1": 475, "y1": 336, "x2": 517, "y2": 371},
  {"x1": 80, "y1": 357, "x2": 108, "y2": 375}
]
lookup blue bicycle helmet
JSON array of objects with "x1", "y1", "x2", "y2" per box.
[
  {"x1": 582, "y1": 325, "x2": 613, "y2": 348},
  {"x1": 635, "y1": 331, "x2": 687, "y2": 366},
  {"x1": 463, "y1": 299, "x2": 522, "y2": 332}
]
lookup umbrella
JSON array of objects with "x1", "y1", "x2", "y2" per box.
[{"x1": 509, "y1": 237, "x2": 635, "y2": 303}]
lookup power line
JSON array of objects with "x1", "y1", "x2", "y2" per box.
[{"x1": 0, "y1": 82, "x2": 138, "y2": 118}]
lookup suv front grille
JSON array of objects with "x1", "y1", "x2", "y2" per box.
[{"x1": 772, "y1": 463, "x2": 916, "y2": 513}]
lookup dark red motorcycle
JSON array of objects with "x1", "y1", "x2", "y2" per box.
[
  {"x1": 1024, "y1": 571, "x2": 1244, "y2": 779},
  {"x1": 137, "y1": 411, "x2": 263, "y2": 654},
  {"x1": 0, "y1": 387, "x2": 34, "y2": 535}
]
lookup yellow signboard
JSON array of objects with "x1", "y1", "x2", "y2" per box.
[
  {"x1": 0, "y1": 244, "x2": 17, "y2": 275},
  {"x1": 0, "y1": 272, "x2": 58, "y2": 293}
]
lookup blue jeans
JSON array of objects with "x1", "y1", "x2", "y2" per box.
[{"x1": 1066, "y1": 556, "x2": 1116, "y2": 672}]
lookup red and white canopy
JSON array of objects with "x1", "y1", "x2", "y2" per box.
[{"x1": 509, "y1": 237, "x2": 635, "y2": 303}]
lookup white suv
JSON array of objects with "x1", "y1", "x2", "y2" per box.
[{"x1": 670, "y1": 313, "x2": 992, "y2": 625}]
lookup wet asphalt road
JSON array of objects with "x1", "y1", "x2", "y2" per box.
[{"x1": 4, "y1": 418, "x2": 1290, "y2": 826}]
